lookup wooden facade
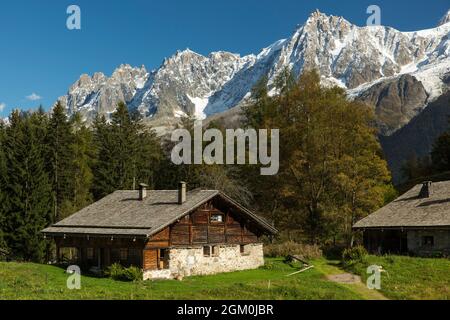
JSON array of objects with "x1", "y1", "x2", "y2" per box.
[
  {"x1": 56, "y1": 197, "x2": 262, "y2": 271},
  {"x1": 363, "y1": 229, "x2": 408, "y2": 254}
]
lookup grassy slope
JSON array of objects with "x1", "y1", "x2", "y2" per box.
[
  {"x1": 345, "y1": 255, "x2": 450, "y2": 300},
  {"x1": 0, "y1": 258, "x2": 364, "y2": 300}
]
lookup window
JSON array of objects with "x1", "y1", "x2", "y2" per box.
[
  {"x1": 111, "y1": 248, "x2": 120, "y2": 263},
  {"x1": 158, "y1": 249, "x2": 167, "y2": 269},
  {"x1": 87, "y1": 248, "x2": 94, "y2": 260},
  {"x1": 422, "y1": 236, "x2": 434, "y2": 247},
  {"x1": 210, "y1": 214, "x2": 224, "y2": 223},
  {"x1": 203, "y1": 246, "x2": 211, "y2": 257},
  {"x1": 212, "y1": 246, "x2": 219, "y2": 257},
  {"x1": 240, "y1": 245, "x2": 250, "y2": 255},
  {"x1": 60, "y1": 247, "x2": 79, "y2": 264},
  {"x1": 120, "y1": 248, "x2": 128, "y2": 261},
  {"x1": 128, "y1": 249, "x2": 141, "y2": 267}
]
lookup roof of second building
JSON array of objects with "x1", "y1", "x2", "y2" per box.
[{"x1": 354, "y1": 181, "x2": 450, "y2": 229}]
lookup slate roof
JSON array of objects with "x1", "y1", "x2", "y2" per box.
[
  {"x1": 353, "y1": 181, "x2": 450, "y2": 229},
  {"x1": 42, "y1": 189, "x2": 277, "y2": 238}
]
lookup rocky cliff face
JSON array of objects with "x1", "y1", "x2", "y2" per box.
[
  {"x1": 129, "y1": 50, "x2": 252, "y2": 121},
  {"x1": 58, "y1": 64, "x2": 148, "y2": 123},
  {"x1": 381, "y1": 89, "x2": 450, "y2": 182},
  {"x1": 357, "y1": 75, "x2": 429, "y2": 135},
  {"x1": 58, "y1": 9, "x2": 450, "y2": 131}
]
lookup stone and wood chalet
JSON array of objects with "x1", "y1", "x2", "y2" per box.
[
  {"x1": 353, "y1": 181, "x2": 450, "y2": 256},
  {"x1": 42, "y1": 182, "x2": 278, "y2": 280}
]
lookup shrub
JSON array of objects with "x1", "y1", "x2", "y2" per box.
[
  {"x1": 342, "y1": 246, "x2": 368, "y2": 265},
  {"x1": 123, "y1": 266, "x2": 143, "y2": 282},
  {"x1": 264, "y1": 241, "x2": 322, "y2": 259},
  {"x1": 105, "y1": 263, "x2": 125, "y2": 280},
  {"x1": 106, "y1": 263, "x2": 143, "y2": 282}
]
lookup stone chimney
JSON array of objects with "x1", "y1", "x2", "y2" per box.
[
  {"x1": 178, "y1": 182, "x2": 187, "y2": 204},
  {"x1": 139, "y1": 183, "x2": 149, "y2": 201},
  {"x1": 419, "y1": 181, "x2": 432, "y2": 198}
]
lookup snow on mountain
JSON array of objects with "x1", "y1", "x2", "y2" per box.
[
  {"x1": 1, "y1": 117, "x2": 10, "y2": 126},
  {"x1": 205, "y1": 10, "x2": 449, "y2": 118},
  {"x1": 438, "y1": 9, "x2": 450, "y2": 26},
  {"x1": 57, "y1": 9, "x2": 450, "y2": 133},
  {"x1": 129, "y1": 50, "x2": 252, "y2": 122},
  {"x1": 59, "y1": 64, "x2": 149, "y2": 122}
]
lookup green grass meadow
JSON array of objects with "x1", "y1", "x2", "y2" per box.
[
  {"x1": 345, "y1": 255, "x2": 450, "y2": 300},
  {"x1": 0, "y1": 258, "x2": 361, "y2": 300},
  {"x1": 0, "y1": 256, "x2": 448, "y2": 300}
]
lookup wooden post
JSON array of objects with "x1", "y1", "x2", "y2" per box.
[
  {"x1": 56, "y1": 245, "x2": 60, "y2": 264},
  {"x1": 189, "y1": 215, "x2": 193, "y2": 245},
  {"x1": 97, "y1": 248, "x2": 101, "y2": 268},
  {"x1": 105, "y1": 248, "x2": 111, "y2": 267},
  {"x1": 77, "y1": 247, "x2": 82, "y2": 266},
  {"x1": 224, "y1": 212, "x2": 228, "y2": 243}
]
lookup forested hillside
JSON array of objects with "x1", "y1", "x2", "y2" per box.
[{"x1": 0, "y1": 71, "x2": 395, "y2": 261}]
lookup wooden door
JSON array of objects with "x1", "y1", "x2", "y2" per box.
[{"x1": 143, "y1": 249, "x2": 158, "y2": 270}]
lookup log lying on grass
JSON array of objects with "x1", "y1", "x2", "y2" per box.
[
  {"x1": 286, "y1": 266, "x2": 314, "y2": 277},
  {"x1": 285, "y1": 255, "x2": 314, "y2": 276}
]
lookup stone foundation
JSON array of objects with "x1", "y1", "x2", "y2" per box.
[
  {"x1": 407, "y1": 229, "x2": 450, "y2": 256},
  {"x1": 143, "y1": 243, "x2": 264, "y2": 280}
]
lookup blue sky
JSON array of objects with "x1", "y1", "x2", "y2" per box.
[{"x1": 0, "y1": 0, "x2": 448, "y2": 116}]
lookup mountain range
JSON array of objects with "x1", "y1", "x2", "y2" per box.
[{"x1": 57, "y1": 9, "x2": 450, "y2": 182}]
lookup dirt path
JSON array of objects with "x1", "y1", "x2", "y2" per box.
[{"x1": 315, "y1": 260, "x2": 388, "y2": 300}]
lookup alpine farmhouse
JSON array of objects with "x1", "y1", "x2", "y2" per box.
[
  {"x1": 353, "y1": 181, "x2": 450, "y2": 256},
  {"x1": 42, "y1": 182, "x2": 277, "y2": 280}
]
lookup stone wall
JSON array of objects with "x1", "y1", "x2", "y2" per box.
[
  {"x1": 143, "y1": 243, "x2": 264, "y2": 280},
  {"x1": 407, "y1": 229, "x2": 450, "y2": 255}
]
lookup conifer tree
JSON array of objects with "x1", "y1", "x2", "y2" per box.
[
  {"x1": 93, "y1": 102, "x2": 162, "y2": 198},
  {"x1": 46, "y1": 102, "x2": 74, "y2": 221},
  {"x1": 69, "y1": 113, "x2": 95, "y2": 212},
  {"x1": 0, "y1": 121, "x2": 8, "y2": 250},
  {"x1": 2, "y1": 111, "x2": 52, "y2": 261},
  {"x1": 110, "y1": 101, "x2": 138, "y2": 189},
  {"x1": 92, "y1": 115, "x2": 117, "y2": 198},
  {"x1": 431, "y1": 131, "x2": 450, "y2": 172}
]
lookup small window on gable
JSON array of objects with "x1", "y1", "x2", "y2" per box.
[
  {"x1": 203, "y1": 246, "x2": 211, "y2": 257},
  {"x1": 422, "y1": 236, "x2": 434, "y2": 247},
  {"x1": 240, "y1": 245, "x2": 246, "y2": 255},
  {"x1": 212, "y1": 246, "x2": 219, "y2": 257},
  {"x1": 210, "y1": 214, "x2": 224, "y2": 223}
]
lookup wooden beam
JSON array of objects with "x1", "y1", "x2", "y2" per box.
[
  {"x1": 286, "y1": 266, "x2": 314, "y2": 277},
  {"x1": 56, "y1": 245, "x2": 60, "y2": 264}
]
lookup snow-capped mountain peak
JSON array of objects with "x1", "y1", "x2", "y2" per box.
[
  {"x1": 438, "y1": 9, "x2": 450, "y2": 26},
  {"x1": 58, "y1": 9, "x2": 450, "y2": 134},
  {"x1": 59, "y1": 64, "x2": 149, "y2": 121}
]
